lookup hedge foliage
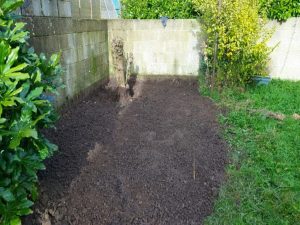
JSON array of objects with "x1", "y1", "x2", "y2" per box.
[
  {"x1": 120, "y1": 0, "x2": 197, "y2": 19},
  {"x1": 194, "y1": 0, "x2": 272, "y2": 87},
  {"x1": 0, "y1": 0, "x2": 62, "y2": 224},
  {"x1": 121, "y1": 0, "x2": 299, "y2": 21},
  {"x1": 260, "y1": 0, "x2": 300, "y2": 21}
]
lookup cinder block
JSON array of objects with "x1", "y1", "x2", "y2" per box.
[
  {"x1": 61, "y1": 48, "x2": 77, "y2": 65},
  {"x1": 131, "y1": 31, "x2": 158, "y2": 42},
  {"x1": 21, "y1": 0, "x2": 42, "y2": 16},
  {"x1": 58, "y1": 0, "x2": 72, "y2": 17},
  {"x1": 98, "y1": 30, "x2": 107, "y2": 43},
  {"x1": 28, "y1": 37, "x2": 45, "y2": 53},
  {"x1": 108, "y1": 20, "x2": 134, "y2": 30},
  {"x1": 75, "y1": 60, "x2": 87, "y2": 93},
  {"x1": 87, "y1": 20, "x2": 102, "y2": 32},
  {"x1": 89, "y1": 32, "x2": 96, "y2": 45},
  {"x1": 79, "y1": 0, "x2": 92, "y2": 19},
  {"x1": 82, "y1": 32, "x2": 90, "y2": 45},
  {"x1": 82, "y1": 44, "x2": 91, "y2": 60},
  {"x1": 41, "y1": 0, "x2": 58, "y2": 16},
  {"x1": 100, "y1": 42, "x2": 108, "y2": 54},
  {"x1": 76, "y1": 46, "x2": 85, "y2": 62},
  {"x1": 91, "y1": 43, "x2": 102, "y2": 56},
  {"x1": 64, "y1": 63, "x2": 77, "y2": 98},
  {"x1": 57, "y1": 34, "x2": 75, "y2": 51},
  {"x1": 71, "y1": 0, "x2": 80, "y2": 18},
  {"x1": 21, "y1": 0, "x2": 59, "y2": 16},
  {"x1": 74, "y1": 33, "x2": 84, "y2": 46},
  {"x1": 92, "y1": 0, "x2": 101, "y2": 20},
  {"x1": 134, "y1": 20, "x2": 155, "y2": 30},
  {"x1": 73, "y1": 20, "x2": 88, "y2": 33},
  {"x1": 41, "y1": 35, "x2": 60, "y2": 52},
  {"x1": 100, "y1": 11, "x2": 109, "y2": 19},
  {"x1": 52, "y1": 17, "x2": 73, "y2": 34},
  {"x1": 23, "y1": 17, "x2": 74, "y2": 36}
]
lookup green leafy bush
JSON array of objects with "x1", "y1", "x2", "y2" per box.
[
  {"x1": 260, "y1": 0, "x2": 300, "y2": 21},
  {"x1": 121, "y1": 0, "x2": 299, "y2": 21},
  {"x1": 0, "y1": 1, "x2": 62, "y2": 224},
  {"x1": 194, "y1": 0, "x2": 272, "y2": 88},
  {"x1": 121, "y1": 0, "x2": 197, "y2": 19}
]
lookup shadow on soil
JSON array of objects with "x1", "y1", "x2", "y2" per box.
[{"x1": 24, "y1": 76, "x2": 228, "y2": 225}]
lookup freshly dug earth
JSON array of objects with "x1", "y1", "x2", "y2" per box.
[{"x1": 24, "y1": 77, "x2": 227, "y2": 225}]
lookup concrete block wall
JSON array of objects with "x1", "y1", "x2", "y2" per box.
[
  {"x1": 71, "y1": 0, "x2": 101, "y2": 19},
  {"x1": 21, "y1": 0, "x2": 70, "y2": 17},
  {"x1": 20, "y1": 0, "x2": 118, "y2": 19},
  {"x1": 268, "y1": 18, "x2": 300, "y2": 80},
  {"x1": 108, "y1": 20, "x2": 203, "y2": 77},
  {"x1": 100, "y1": 0, "x2": 118, "y2": 19},
  {"x1": 23, "y1": 17, "x2": 109, "y2": 105},
  {"x1": 107, "y1": 18, "x2": 300, "y2": 80}
]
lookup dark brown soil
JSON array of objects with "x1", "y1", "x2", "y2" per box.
[{"x1": 24, "y1": 77, "x2": 227, "y2": 225}]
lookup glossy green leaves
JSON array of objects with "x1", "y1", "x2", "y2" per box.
[{"x1": 0, "y1": 1, "x2": 62, "y2": 224}]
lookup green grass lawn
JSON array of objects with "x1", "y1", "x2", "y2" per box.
[{"x1": 203, "y1": 80, "x2": 300, "y2": 225}]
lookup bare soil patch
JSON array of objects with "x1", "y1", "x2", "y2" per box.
[{"x1": 24, "y1": 77, "x2": 227, "y2": 225}]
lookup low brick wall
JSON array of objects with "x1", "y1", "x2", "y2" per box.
[{"x1": 23, "y1": 17, "x2": 109, "y2": 105}]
